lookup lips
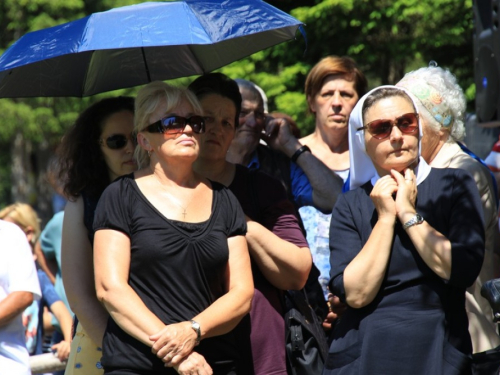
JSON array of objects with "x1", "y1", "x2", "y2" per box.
[{"x1": 205, "y1": 138, "x2": 221, "y2": 146}]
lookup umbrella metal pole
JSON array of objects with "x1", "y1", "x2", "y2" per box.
[{"x1": 141, "y1": 47, "x2": 152, "y2": 82}]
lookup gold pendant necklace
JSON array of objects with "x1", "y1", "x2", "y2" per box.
[{"x1": 150, "y1": 168, "x2": 189, "y2": 220}]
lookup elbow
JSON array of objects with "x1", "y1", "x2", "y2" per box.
[
  {"x1": 21, "y1": 292, "x2": 34, "y2": 310},
  {"x1": 313, "y1": 193, "x2": 335, "y2": 214},
  {"x1": 95, "y1": 282, "x2": 115, "y2": 306},
  {"x1": 237, "y1": 286, "x2": 254, "y2": 316},
  {"x1": 291, "y1": 250, "x2": 313, "y2": 290},
  {"x1": 345, "y1": 292, "x2": 374, "y2": 309},
  {"x1": 345, "y1": 297, "x2": 369, "y2": 309},
  {"x1": 288, "y1": 269, "x2": 310, "y2": 290}
]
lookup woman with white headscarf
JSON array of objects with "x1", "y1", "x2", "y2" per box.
[{"x1": 323, "y1": 86, "x2": 484, "y2": 374}]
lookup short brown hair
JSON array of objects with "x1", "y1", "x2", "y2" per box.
[{"x1": 305, "y1": 56, "x2": 368, "y2": 103}]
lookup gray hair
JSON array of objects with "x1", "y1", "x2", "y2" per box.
[{"x1": 397, "y1": 66, "x2": 466, "y2": 142}]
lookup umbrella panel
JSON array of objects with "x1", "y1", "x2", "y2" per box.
[{"x1": 0, "y1": 28, "x2": 299, "y2": 97}]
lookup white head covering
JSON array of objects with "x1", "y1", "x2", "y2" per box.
[{"x1": 347, "y1": 85, "x2": 431, "y2": 190}]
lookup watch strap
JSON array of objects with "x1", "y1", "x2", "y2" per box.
[
  {"x1": 190, "y1": 320, "x2": 201, "y2": 345},
  {"x1": 402, "y1": 213, "x2": 424, "y2": 230}
]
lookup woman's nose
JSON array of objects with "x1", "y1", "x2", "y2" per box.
[
  {"x1": 125, "y1": 137, "x2": 136, "y2": 153},
  {"x1": 331, "y1": 92, "x2": 342, "y2": 107},
  {"x1": 389, "y1": 124, "x2": 403, "y2": 141}
]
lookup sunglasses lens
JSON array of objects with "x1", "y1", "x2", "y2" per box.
[
  {"x1": 189, "y1": 116, "x2": 205, "y2": 134},
  {"x1": 106, "y1": 134, "x2": 128, "y2": 149},
  {"x1": 161, "y1": 116, "x2": 186, "y2": 134},
  {"x1": 368, "y1": 120, "x2": 392, "y2": 139},
  {"x1": 397, "y1": 114, "x2": 418, "y2": 134},
  {"x1": 366, "y1": 113, "x2": 418, "y2": 139}
]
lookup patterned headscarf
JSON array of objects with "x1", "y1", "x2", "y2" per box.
[{"x1": 396, "y1": 76, "x2": 454, "y2": 128}]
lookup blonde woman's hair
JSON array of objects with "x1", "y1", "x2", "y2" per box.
[
  {"x1": 0, "y1": 203, "x2": 41, "y2": 247},
  {"x1": 134, "y1": 81, "x2": 203, "y2": 169}
]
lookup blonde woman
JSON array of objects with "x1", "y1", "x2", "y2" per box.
[{"x1": 93, "y1": 81, "x2": 253, "y2": 374}]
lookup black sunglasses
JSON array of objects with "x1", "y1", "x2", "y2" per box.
[
  {"x1": 100, "y1": 134, "x2": 137, "y2": 150},
  {"x1": 357, "y1": 113, "x2": 419, "y2": 140},
  {"x1": 145, "y1": 115, "x2": 205, "y2": 135}
]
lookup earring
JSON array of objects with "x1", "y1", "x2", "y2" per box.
[{"x1": 147, "y1": 149, "x2": 152, "y2": 157}]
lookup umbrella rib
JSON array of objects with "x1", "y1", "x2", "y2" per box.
[{"x1": 141, "y1": 47, "x2": 152, "y2": 82}]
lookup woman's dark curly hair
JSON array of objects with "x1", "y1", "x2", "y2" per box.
[{"x1": 57, "y1": 96, "x2": 135, "y2": 201}]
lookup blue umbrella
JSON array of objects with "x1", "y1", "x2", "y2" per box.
[{"x1": 0, "y1": 0, "x2": 305, "y2": 97}]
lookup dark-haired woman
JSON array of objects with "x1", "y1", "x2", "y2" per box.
[
  {"x1": 189, "y1": 73, "x2": 312, "y2": 375},
  {"x1": 60, "y1": 96, "x2": 137, "y2": 375}
]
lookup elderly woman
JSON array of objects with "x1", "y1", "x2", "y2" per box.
[
  {"x1": 397, "y1": 67, "x2": 500, "y2": 354},
  {"x1": 324, "y1": 86, "x2": 485, "y2": 374},
  {"x1": 93, "y1": 81, "x2": 253, "y2": 375}
]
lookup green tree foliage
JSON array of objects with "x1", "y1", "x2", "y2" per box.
[
  {"x1": 0, "y1": 0, "x2": 475, "y2": 215},
  {"x1": 220, "y1": 0, "x2": 474, "y2": 135}
]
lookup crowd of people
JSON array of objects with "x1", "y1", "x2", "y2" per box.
[{"x1": 1, "y1": 55, "x2": 499, "y2": 375}]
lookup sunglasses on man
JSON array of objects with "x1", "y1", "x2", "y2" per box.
[
  {"x1": 357, "y1": 113, "x2": 419, "y2": 140},
  {"x1": 145, "y1": 115, "x2": 205, "y2": 135}
]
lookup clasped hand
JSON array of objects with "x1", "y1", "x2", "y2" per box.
[
  {"x1": 371, "y1": 168, "x2": 418, "y2": 222},
  {"x1": 150, "y1": 321, "x2": 198, "y2": 367}
]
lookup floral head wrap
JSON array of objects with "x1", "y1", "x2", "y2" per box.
[{"x1": 396, "y1": 76, "x2": 454, "y2": 128}]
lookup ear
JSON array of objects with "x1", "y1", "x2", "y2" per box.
[
  {"x1": 307, "y1": 95, "x2": 316, "y2": 114},
  {"x1": 25, "y1": 226, "x2": 34, "y2": 245},
  {"x1": 136, "y1": 132, "x2": 152, "y2": 151}
]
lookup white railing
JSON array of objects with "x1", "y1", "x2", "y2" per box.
[{"x1": 29, "y1": 353, "x2": 67, "y2": 374}]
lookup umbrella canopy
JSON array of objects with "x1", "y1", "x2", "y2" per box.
[{"x1": 0, "y1": 0, "x2": 305, "y2": 98}]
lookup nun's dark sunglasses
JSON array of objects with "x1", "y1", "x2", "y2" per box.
[
  {"x1": 145, "y1": 115, "x2": 205, "y2": 135},
  {"x1": 357, "y1": 113, "x2": 419, "y2": 140}
]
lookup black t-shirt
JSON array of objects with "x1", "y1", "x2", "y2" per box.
[{"x1": 93, "y1": 174, "x2": 247, "y2": 374}]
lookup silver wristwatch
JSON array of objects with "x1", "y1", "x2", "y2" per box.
[
  {"x1": 402, "y1": 213, "x2": 424, "y2": 230},
  {"x1": 190, "y1": 320, "x2": 201, "y2": 346}
]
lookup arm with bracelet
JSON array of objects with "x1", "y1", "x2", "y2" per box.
[{"x1": 264, "y1": 116, "x2": 343, "y2": 213}]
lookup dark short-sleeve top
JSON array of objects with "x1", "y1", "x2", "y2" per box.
[
  {"x1": 229, "y1": 165, "x2": 308, "y2": 375},
  {"x1": 93, "y1": 174, "x2": 247, "y2": 374},
  {"x1": 325, "y1": 168, "x2": 485, "y2": 374}
]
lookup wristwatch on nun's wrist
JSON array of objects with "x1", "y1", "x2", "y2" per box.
[
  {"x1": 402, "y1": 213, "x2": 424, "y2": 230},
  {"x1": 190, "y1": 320, "x2": 201, "y2": 346}
]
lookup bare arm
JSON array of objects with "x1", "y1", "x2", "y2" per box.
[
  {"x1": 34, "y1": 240, "x2": 57, "y2": 284},
  {"x1": 245, "y1": 219, "x2": 311, "y2": 290},
  {"x1": 95, "y1": 229, "x2": 253, "y2": 367},
  {"x1": 0, "y1": 291, "x2": 33, "y2": 327},
  {"x1": 49, "y1": 300, "x2": 73, "y2": 360},
  {"x1": 94, "y1": 229, "x2": 164, "y2": 345},
  {"x1": 264, "y1": 117, "x2": 342, "y2": 212},
  {"x1": 151, "y1": 235, "x2": 253, "y2": 366},
  {"x1": 61, "y1": 197, "x2": 108, "y2": 345}
]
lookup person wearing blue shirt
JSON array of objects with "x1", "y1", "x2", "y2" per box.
[{"x1": 226, "y1": 79, "x2": 341, "y2": 213}]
